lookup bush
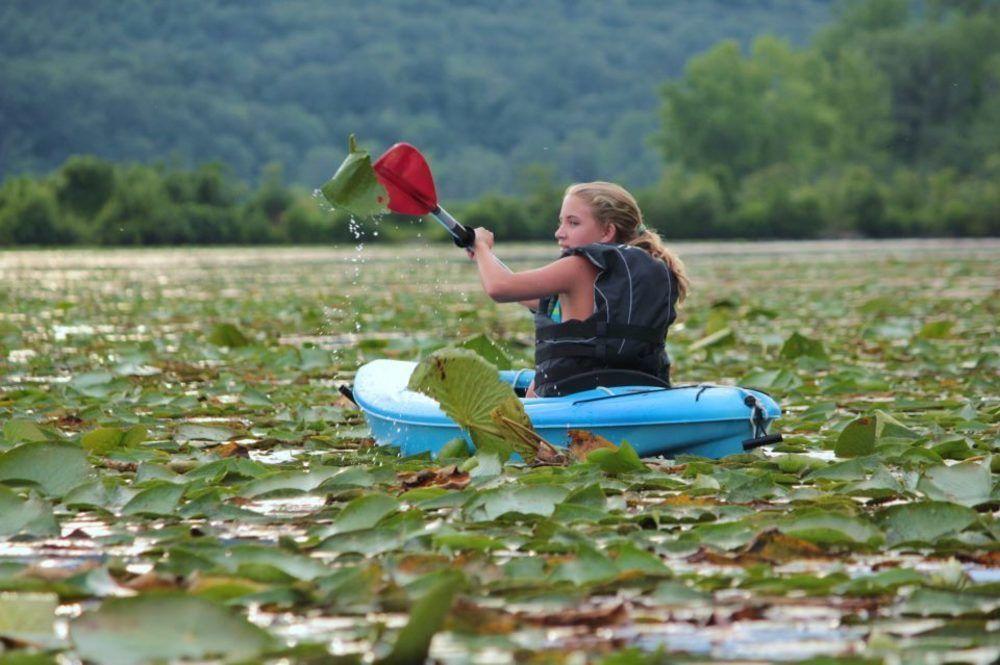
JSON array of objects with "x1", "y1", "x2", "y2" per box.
[
  {"x1": 0, "y1": 177, "x2": 76, "y2": 245},
  {"x1": 734, "y1": 165, "x2": 823, "y2": 238}
]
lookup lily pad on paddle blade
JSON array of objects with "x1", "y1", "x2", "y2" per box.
[{"x1": 321, "y1": 135, "x2": 389, "y2": 218}]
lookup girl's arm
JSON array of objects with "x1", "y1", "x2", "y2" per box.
[{"x1": 471, "y1": 228, "x2": 593, "y2": 304}]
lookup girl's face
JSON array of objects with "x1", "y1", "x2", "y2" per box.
[{"x1": 555, "y1": 194, "x2": 616, "y2": 250}]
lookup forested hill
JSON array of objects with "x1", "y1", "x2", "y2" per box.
[{"x1": 0, "y1": 0, "x2": 831, "y2": 198}]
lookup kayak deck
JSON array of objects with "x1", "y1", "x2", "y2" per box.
[{"x1": 353, "y1": 359, "x2": 781, "y2": 459}]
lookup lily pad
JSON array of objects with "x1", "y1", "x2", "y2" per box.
[
  {"x1": 81, "y1": 426, "x2": 146, "y2": 454},
  {"x1": 70, "y1": 594, "x2": 274, "y2": 664},
  {"x1": 779, "y1": 511, "x2": 884, "y2": 548},
  {"x1": 408, "y1": 348, "x2": 535, "y2": 459},
  {"x1": 0, "y1": 592, "x2": 61, "y2": 648},
  {"x1": 207, "y1": 322, "x2": 250, "y2": 348},
  {"x1": 0, "y1": 487, "x2": 59, "y2": 537},
  {"x1": 2, "y1": 419, "x2": 50, "y2": 445},
  {"x1": 0, "y1": 443, "x2": 93, "y2": 496},
  {"x1": 879, "y1": 501, "x2": 978, "y2": 546},
  {"x1": 917, "y1": 458, "x2": 993, "y2": 507},
  {"x1": 321, "y1": 134, "x2": 389, "y2": 218}
]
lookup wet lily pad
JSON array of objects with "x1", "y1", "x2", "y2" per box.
[
  {"x1": 321, "y1": 134, "x2": 389, "y2": 218},
  {"x1": 70, "y1": 594, "x2": 275, "y2": 664},
  {"x1": 0, "y1": 443, "x2": 93, "y2": 496}
]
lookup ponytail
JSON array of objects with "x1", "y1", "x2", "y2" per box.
[{"x1": 627, "y1": 228, "x2": 689, "y2": 303}]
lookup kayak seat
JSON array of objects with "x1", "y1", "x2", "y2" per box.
[{"x1": 542, "y1": 368, "x2": 671, "y2": 397}]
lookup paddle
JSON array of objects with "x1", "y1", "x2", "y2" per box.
[{"x1": 373, "y1": 143, "x2": 476, "y2": 248}]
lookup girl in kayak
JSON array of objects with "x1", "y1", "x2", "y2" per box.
[{"x1": 470, "y1": 181, "x2": 689, "y2": 397}]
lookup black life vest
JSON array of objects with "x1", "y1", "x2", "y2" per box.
[{"x1": 533, "y1": 243, "x2": 678, "y2": 397}]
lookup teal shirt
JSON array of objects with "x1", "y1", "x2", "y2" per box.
[{"x1": 548, "y1": 299, "x2": 562, "y2": 323}]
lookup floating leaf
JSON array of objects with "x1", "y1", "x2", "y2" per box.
[
  {"x1": 207, "y1": 323, "x2": 250, "y2": 348},
  {"x1": 548, "y1": 544, "x2": 619, "y2": 586},
  {"x1": 2, "y1": 419, "x2": 50, "y2": 445},
  {"x1": 70, "y1": 594, "x2": 274, "y2": 665},
  {"x1": 879, "y1": 501, "x2": 978, "y2": 546},
  {"x1": 688, "y1": 327, "x2": 733, "y2": 351},
  {"x1": 317, "y1": 493, "x2": 399, "y2": 537},
  {"x1": 649, "y1": 581, "x2": 711, "y2": 605},
  {"x1": 0, "y1": 443, "x2": 93, "y2": 496},
  {"x1": 779, "y1": 511, "x2": 884, "y2": 548},
  {"x1": 222, "y1": 545, "x2": 330, "y2": 582},
  {"x1": 835, "y1": 411, "x2": 916, "y2": 458},
  {"x1": 465, "y1": 484, "x2": 569, "y2": 521},
  {"x1": 834, "y1": 417, "x2": 877, "y2": 458},
  {"x1": 740, "y1": 368, "x2": 802, "y2": 392},
  {"x1": 378, "y1": 572, "x2": 461, "y2": 665},
  {"x1": 0, "y1": 592, "x2": 61, "y2": 648},
  {"x1": 437, "y1": 437, "x2": 471, "y2": 459},
  {"x1": 900, "y1": 588, "x2": 1000, "y2": 617},
  {"x1": 174, "y1": 424, "x2": 234, "y2": 443},
  {"x1": 584, "y1": 441, "x2": 646, "y2": 475},
  {"x1": 240, "y1": 467, "x2": 343, "y2": 498},
  {"x1": 321, "y1": 134, "x2": 389, "y2": 218},
  {"x1": 0, "y1": 487, "x2": 59, "y2": 538},
  {"x1": 780, "y1": 331, "x2": 827, "y2": 359},
  {"x1": 917, "y1": 458, "x2": 993, "y2": 507},
  {"x1": 81, "y1": 426, "x2": 146, "y2": 454},
  {"x1": 122, "y1": 482, "x2": 185, "y2": 517},
  {"x1": 916, "y1": 319, "x2": 953, "y2": 340}
]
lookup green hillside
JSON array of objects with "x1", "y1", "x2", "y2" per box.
[{"x1": 0, "y1": 0, "x2": 832, "y2": 198}]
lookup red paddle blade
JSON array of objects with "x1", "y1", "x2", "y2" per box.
[{"x1": 372, "y1": 143, "x2": 439, "y2": 215}]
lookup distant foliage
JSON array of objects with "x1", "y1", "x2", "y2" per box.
[
  {"x1": 1, "y1": 0, "x2": 997, "y2": 243},
  {"x1": 649, "y1": 0, "x2": 999, "y2": 238},
  {"x1": 0, "y1": 0, "x2": 831, "y2": 199}
]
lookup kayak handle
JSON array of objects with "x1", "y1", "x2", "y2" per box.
[{"x1": 742, "y1": 433, "x2": 782, "y2": 451}]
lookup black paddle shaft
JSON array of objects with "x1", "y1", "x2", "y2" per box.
[{"x1": 433, "y1": 206, "x2": 476, "y2": 248}]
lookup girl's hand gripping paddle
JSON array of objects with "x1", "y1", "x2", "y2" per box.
[{"x1": 373, "y1": 143, "x2": 477, "y2": 248}]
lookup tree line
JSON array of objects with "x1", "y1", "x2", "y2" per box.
[
  {"x1": 1, "y1": 0, "x2": 996, "y2": 244},
  {"x1": 0, "y1": 0, "x2": 830, "y2": 199}
]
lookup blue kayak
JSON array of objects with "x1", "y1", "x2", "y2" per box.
[{"x1": 352, "y1": 359, "x2": 782, "y2": 459}]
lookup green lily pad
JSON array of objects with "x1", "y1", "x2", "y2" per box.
[
  {"x1": 0, "y1": 443, "x2": 93, "y2": 497},
  {"x1": 81, "y1": 426, "x2": 146, "y2": 454},
  {"x1": 0, "y1": 592, "x2": 61, "y2": 648},
  {"x1": 0, "y1": 487, "x2": 59, "y2": 538},
  {"x1": 584, "y1": 441, "x2": 646, "y2": 475},
  {"x1": 70, "y1": 594, "x2": 274, "y2": 665},
  {"x1": 879, "y1": 501, "x2": 979, "y2": 546},
  {"x1": 408, "y1": 348, "x2": 536, "y2": 460},
  {"x1": 378, "y1": 572, "x2": 461, "y2": 665},
  {"x1": 316, "y1": 493, "x2": 400, "y2": 537},
  {"x1": 900, "y1": 588, "x2": 1000, "y2": 618},
  {"x1": 917, "y1": 458, "x2": 993, "y2": 507},
  {"x1": 2, "y1": 419, "x2": 51, "y2": 445},
  {"x1": 780, "y1": 331, "x2": 827, "y2": 359},
  {"x1": 207, "y1": 322, "x2": 250, "y2": 348},
  {"x1": 457, "y1": 334, "x2": 513, "y2": 370},
  {"x1": 780, "y1": 511, "x2": 884, "y2": 548},
  {"x1": 320, "y1": 134, "x2": 389, "y2": 218},
  {"x1": 121, "y1": 482, "x2": 185, "y2": 517}
]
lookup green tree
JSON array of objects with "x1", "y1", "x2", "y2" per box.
[{"x1": 0, "y1": 177, "x2": 69, "y2": 245}]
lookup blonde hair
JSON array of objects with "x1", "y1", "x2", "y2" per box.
[{"x1": 565, "y1": 181, "x2": 689, "y2": 302}]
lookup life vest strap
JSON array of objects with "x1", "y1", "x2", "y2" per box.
[
  {"x1": 535, "y1": 321, "x2": 663, "y2": 345},
  {"x1": 535, "y1": 342, "x2": 653, "y2": 365}
]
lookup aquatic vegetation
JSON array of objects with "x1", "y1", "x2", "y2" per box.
[{"x1": 0, "y1": 240, "x2": 996, "y2": 663}]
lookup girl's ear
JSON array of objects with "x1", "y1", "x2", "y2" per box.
[{"x1": 600, "y1": 223, "x2": 617, "y2": 243}]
